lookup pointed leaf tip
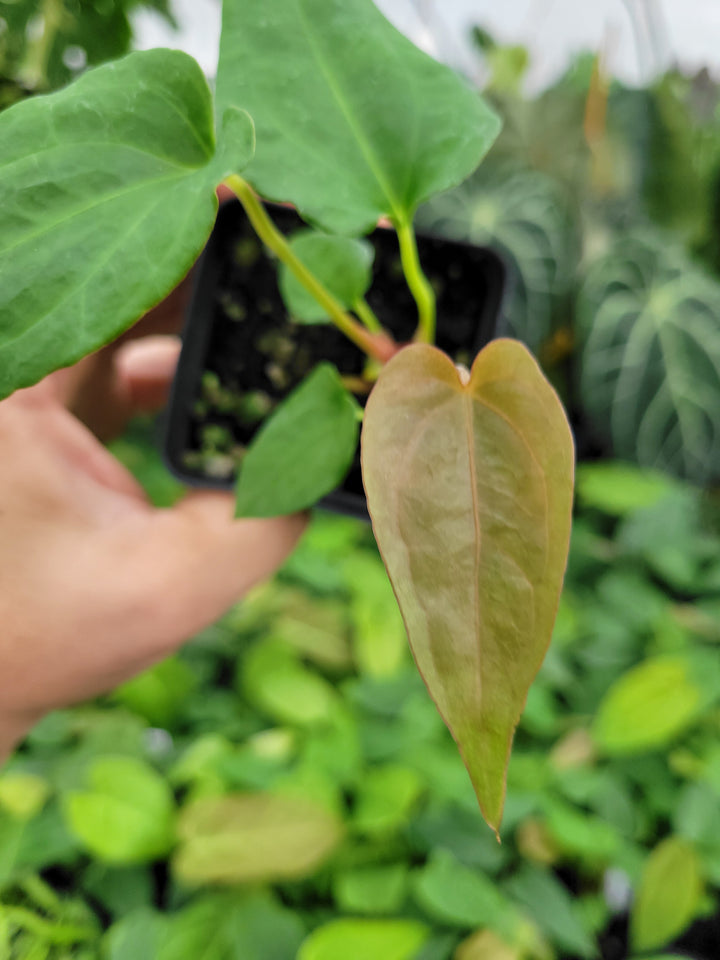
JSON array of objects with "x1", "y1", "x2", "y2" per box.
[{"x1": 361, "y1": 340, "x2": 574, "y2": 833}]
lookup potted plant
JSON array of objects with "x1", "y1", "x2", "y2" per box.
[{"x1": 0, "y1": 0, "x2": 574, "y2": 836}]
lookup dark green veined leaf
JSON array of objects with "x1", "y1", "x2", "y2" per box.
[
  {"x1": 362, "y1": 341, "x2": 574, "y2": 834},
  {"x1": 279, "y1": 232, "x2": 374, "y2": 323},
  {"x1": 235, "y1": 364, "x2": 361, "y2": 517},
  {"x1": 419, "y1": 169, "x2": 577, "y2": 352},
  {"x1": 577, "y1": 230, "x2": 720, "y2": 483},
  {"x1": 216, "y1": 0, "x2": 500, "y2": 234},
  {"x1": 0, "y1": 48, "x2": 254, "y2": 398}
]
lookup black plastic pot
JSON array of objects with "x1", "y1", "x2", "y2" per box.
[{"x1": 164, "y1": 199, "x2": 508, "y2": 519}]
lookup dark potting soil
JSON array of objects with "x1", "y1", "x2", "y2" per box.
[{"x1": 167, "y1": 200, "x2": 505, "y2": 508}]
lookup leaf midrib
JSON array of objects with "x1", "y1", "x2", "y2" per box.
[{"x1": 293, "y1": 0, "x2": 403, "y2": 220}]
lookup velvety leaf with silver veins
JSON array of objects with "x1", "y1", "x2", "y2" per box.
[
  {"x1": 0, "y1": 48, "x2": 254, "y2": 398},
  {"x1": 216, "y1": 0, "x2": 501, "y2": 235},
  {"x1": 362, "y1": 341, "x2": 574, "y2": 833}
]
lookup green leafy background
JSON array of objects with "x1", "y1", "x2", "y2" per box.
[{"x1": 3, "y1": 430, "x2": 720, "y2": 958}]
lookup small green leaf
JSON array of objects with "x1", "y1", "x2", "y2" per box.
[
  {"x1": 505, "y1": 866, "x2": 596, "y2": 959},
  {"x1": 236, "y1": 364, "x2": 361, "y2": 517},
  {"x1": 362, "y1": 341, "x2": 574, "y2": 834},
  {"x1": 216, "y1": 0, "x2": 500, "y2": 234},
  {"x1": 158, "y1": 892, "x2": 306, "y2": 960},
  {"x1": 333, "y1": 863, "x2": 409, "y2": 914},
  {"x1": 280, "y1": 232, "x2": 374, "y2": 323},
  {"x1": 352, "y1": 765, "x2": 423, "y2": 835},
  {"x1": 298, "y1": 919, "x2": 429, "y2": 960},
  {"x1": 241, "y1": 638, "x2": 338, "y2": 727},
  {"x1": 631, "y1": 837, "x2": 703, "y2": 952},
  {"x1": 344, "y1": 553, "x2": 409, "y2": 678},
  {"x1": 454, "y1": 929, "x2": 523, "y2": 960},
  {"x1": 576, "y1": 463, "x2": 678, "y2": 516},
  {"x1": 413, "y1": 850, "x2": 516, "y2": 934},
  {"x1": 0, "y1": 774, "x2": 50, "y2": 821},
  {"x1": 593, "y1": 655, "x2": 707, "y2": 755},
  {"x1": 0, "y1": 49, "x2": 254, "y2": 398},
  {"x1": 106, "y1": 909, "x2": 168, "y2": 960},
  {"x1": 113, "y1": 658, "x2": 197, "y2": 728},
  {"x1": 174, "y1": 793, "x2": 343, "y2": 884},
  {"x1": 63, "y1": 756, "x2": 175, "y2": 864}
]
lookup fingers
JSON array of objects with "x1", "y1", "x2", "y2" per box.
[
  {"x1": 115, "y1": 335, "x2": 182, "y2": 413},
  {"x1": 137, "y1": 494, "x2": 308, "y2": 653}
]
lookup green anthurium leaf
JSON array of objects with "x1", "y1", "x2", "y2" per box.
[
  {"x1": 592, "y1": 654, "x2": 717, "y2": 755},
  {"x1": 0, "y1": 773, "x2": 50, "y2": 821},
  {"x1": 362, "y1": 340, "x2": 574, "y2": 834},
  {"x1": 298, "y1": 919, "x2": 429, "y2": 960},
  {"x1": 0, "y1": 48, "x2": 254, "y2": 398},
  {"x1": 235, "y1": 363, "x2": 361, "y2": 517},
  {"x1": 240, "y1": 638, "x2": 338, "y2": 727},
  {"x1": 631, "y1": 837, "x2": 703, "y2": 952},
  {"x1": 174, "y1": 793, "x2": 343, "y2": 884},
  {"x1": 216, "y1": 0, "x2": 500, "y2": 234},
  {"x1": 575, "y1": 463, "x2": 679, "y2": 517},
  {"x1": 106, "y1": 909, "x2": 169, "y2": 960},
  {"x1": 158, "y1": 892, "x2": 306, "y2": 960},
  {"x1": 332, "y1": 863, "x2": 409, "y2": 915},
  {"x1": 412, "y1": 850, "x2": 517, "y2": 935},
  {"x1": 505, "y1": 866, "x2": 596, "y2": 959},
  {"x1": 63, "y1": 756, "x2": 176, "y2": 864},
  {"x1": 280, "y1": 231, "x2": 374, "y2": 323}
]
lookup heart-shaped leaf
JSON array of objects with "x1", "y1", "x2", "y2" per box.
[
  {"x1": 0, "y1": 48, "x2": 254, "y2": 398},
  {"x1": 235, "y1": 363, "x2": 361, "y2": 518},
  {"x1": 216, "y1": 0, "x2": 500, "y2": 235},
  {"x1": 362, "y1": 341, "x2": 574, "y2": 833},
  {"x1": 279, "y1": 232, "x2": 374, "y2": 323}
]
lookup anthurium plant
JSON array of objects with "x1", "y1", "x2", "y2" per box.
[{"x1": 0, "y1": 0, "x2": 574, "y2": 833}]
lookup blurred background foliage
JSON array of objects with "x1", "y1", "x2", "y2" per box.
[{"x1": 4, "y1": 3, "x2": 720, "y2": 959}]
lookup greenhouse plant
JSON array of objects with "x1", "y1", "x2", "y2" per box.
[{"x1": 2, "y1": 0, "x2": 720, "y2": 959}]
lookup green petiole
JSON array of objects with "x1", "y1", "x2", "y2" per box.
[
  {"x1": 396, "y1": 217, "x2": 437, "y2": 344},
  {"x1": 225, "y1": 175, "x2": 390, "y2": 363}
]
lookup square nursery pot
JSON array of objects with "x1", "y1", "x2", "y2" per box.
[{"x1": 164, "y1": 199, "x2": 508, "y2": 520}]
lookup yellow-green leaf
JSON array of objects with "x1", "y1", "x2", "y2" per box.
[
  {"x1": 631, "y1": 837, "x2": 703, "y2": 952},
  {"x1": 0, "y1": 774, "x2": 50, "y2": 821},
  {"x1": 298, "y1": 919, "x2": 429, "y2": 960},
  {"x1": 362, "y1": 341, "x2": 574, "y2": 834},
  {"x1": 593, "y1": 655, "x2": 706, "y2": 755},
  {"x1": 174, "y1": 793, "x2": 343, "y2": 884}
]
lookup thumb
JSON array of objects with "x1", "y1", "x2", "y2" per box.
[
  {"x1": 115, "y1": 335, "x2": 182, "y2": 414},
  {"x1": 139, "y1": 492, "x2": 308, "y2": 652}
]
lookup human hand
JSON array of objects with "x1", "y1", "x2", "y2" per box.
[{"x1": 0, "y1": 323, "x2": 306, "y2": 760}]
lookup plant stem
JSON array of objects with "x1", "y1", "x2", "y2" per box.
[
  {"x1": 1, "y1": 906, "x2": 94, "y2": 945},
  {"x1": 352, "y1": 298, "x2": 383, "y2": 334},
  {"x1": 225, "y1": 175, "x2": 390, "y2": 362},
  {"x1": 21, "y1": 0, "x2": 65, "y2": 90},
  {"x1": 19, "y1": 875, "x2": 63, "y2": 917},
  {"x1": 396, "y1": 217, "x2": 436, "y2": 344}
]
